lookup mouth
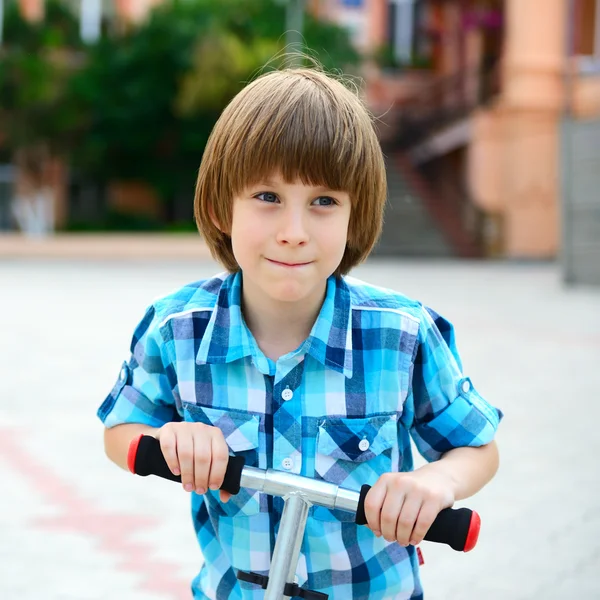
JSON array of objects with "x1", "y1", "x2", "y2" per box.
[{"x1": 266, "y1": 258, "x2": 312, "y2": 268}]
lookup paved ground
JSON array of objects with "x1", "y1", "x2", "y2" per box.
[{"x1": 1, "y1": 246, "x2": 600, "y2": 599}]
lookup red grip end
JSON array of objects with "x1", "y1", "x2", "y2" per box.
[
  {"x1": 127, "y1": 433, "x2": 144, "y2": 474},
  {"x1": 463, "y1": 511, "x2": 481, "y2": 552}
]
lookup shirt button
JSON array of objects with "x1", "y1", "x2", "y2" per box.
[
  {"x1": 282, "y1": 457, "x2": 294, "y2": 470},
  {"x1": 282, "y1": 388, "x2": 294, "y2": 401},
  {"x1": 358, "y1": 439, "x2": 370, "y2": 452},
  {"x1": 461, "y1": 380, "x2": 471, "y2": 393}
]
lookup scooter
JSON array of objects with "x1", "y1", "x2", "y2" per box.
[{"x1": 128, "y1": 434, "x2": 481, "y2": 600}]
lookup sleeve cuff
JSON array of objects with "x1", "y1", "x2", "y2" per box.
[
  {"x1": 97, "y1": 362, "x2": 179, "y2": 429},
  {"x1": 412, "y1": 378, "x2": 502, "y2": 462}
]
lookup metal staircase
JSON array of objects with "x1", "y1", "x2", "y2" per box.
[
  {"x1": 373, "y1": 158, "x2": 452, "y2": 257},
  {"x1": 376, "y1": 62, "x2": 500, "y2": 258}
]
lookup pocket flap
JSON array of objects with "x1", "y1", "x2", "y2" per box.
[
  {"x1": 183, "y1": 403, "x2": 260, "y2": 452},
  {"x1": 317, "y1": 414, "x2": 397, "y2": 463}
]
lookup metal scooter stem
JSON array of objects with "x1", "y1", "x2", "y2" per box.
[
  {"x1": 240, "y1": 466, "x2": 361, "y2": 599},
  {"x1": 266, "y1": 493, "x2": 310, "y2": 600}
]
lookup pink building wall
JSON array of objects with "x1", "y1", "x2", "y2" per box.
[
  {"x1": 362, "y1": 0, "x2": 600, "y2": 258},
  {"x1": 469, "y1": 0, "x2": 600, "y2": 258}
]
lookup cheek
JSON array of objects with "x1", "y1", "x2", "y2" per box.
[
  {"x1": 321, "y1": 213, "x2": 350, "y2": 250},
  {"x1": 231, "y1": 214, "x2": 263, "y2": 260},
  {"x1": 325, "y1": 231, "x2": 347, "y2": 257}
]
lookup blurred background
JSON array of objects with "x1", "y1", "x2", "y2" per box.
[{"x1": 0, "y1": 0, "x2": 599, "y2": 284}]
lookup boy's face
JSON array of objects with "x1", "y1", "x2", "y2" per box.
[{"x1": 230, "y1": 172, "x2": 351, "y2": 308}]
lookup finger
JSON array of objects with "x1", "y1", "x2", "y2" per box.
[
  {"x1": 395, "y1": 496, "x2": 422, "y2": 546},
  {"x1": 207, "y1": 433, "x2": 229, "y2": 492},
  {"x1": 158, "y1": 428, "x2": 180, "y2": 477},
  {"x1": 192, "y1": 435, "x2": 211, "y2": 494},
  {"x1": 176, "y1": 434, "x2": 195, "y2": 492},
  {"x1": 379, "y1": 490, "x2": 406, "y2": 542},
  {"x1": 409, "y1": 503, "x2": 439, "y2": 546},
  {"x1": 363, "y1": 483, "x2": 388, "y2": 537}
]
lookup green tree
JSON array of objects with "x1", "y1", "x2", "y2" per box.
[
  {"x1": 0, "y1": 0, "x2": 85, "y2": 233},
  {"x1": 69, "y1": 0, "x2": 217, "y2": 212},
  {"x1": 68, "y1": 0, "x2": 361, "y2": 226}
]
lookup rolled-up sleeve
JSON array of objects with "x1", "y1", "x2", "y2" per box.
[
  {"x1": 97, "y1": 305, "x2": 181, "y2": 429},
  {"x1": 406, "y1": 307, "x2": 502, "y2": 462}
]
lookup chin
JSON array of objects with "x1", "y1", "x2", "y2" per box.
[{"x1": 268, "y1": 281, "x2": 311, "y2": 303}]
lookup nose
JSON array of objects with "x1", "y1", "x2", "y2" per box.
[{"x1": 276, "y1": 206, "x2": 309, "y2": 246}]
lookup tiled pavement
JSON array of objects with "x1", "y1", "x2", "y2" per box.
[{"x1": 1, "y1": 238, "x2": 599, "y2": 599}]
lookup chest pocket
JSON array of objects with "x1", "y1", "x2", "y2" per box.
[
  {"x1": 313, "y1": 413, "x2": 398, "y2": 522},
  {"x1": 183, "y1": 402, "x2": 261, "y2": 517}
]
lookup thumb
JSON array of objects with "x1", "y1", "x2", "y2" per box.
[{"x1": 219, "y1": 490, "x2": 232, "y2": 503}]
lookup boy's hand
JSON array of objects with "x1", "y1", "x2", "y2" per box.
[
  {"x1": 155, "y1": 422, "x2": 232, "y2": 502},
  {"x1": 363, "y1": 466, "x2": 456, "y2": 546}
]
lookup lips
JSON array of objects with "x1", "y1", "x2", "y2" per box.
[{"x1": 267, "y1": 258, "x2": 312, "y2": 267}]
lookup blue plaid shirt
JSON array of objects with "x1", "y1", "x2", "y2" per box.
[{"x1": 98, "y1": 271, "x2": 502, "y2": 600}]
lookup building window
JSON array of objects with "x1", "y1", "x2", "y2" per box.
[
  {"x1": 574, "y1": 0, "x2": 600, "y2": 56},
  {"x1": 388, "y1": 0, "x2": 429, "y2": 66},
  {"x1": 573, "y1": 0, "x2": 600, "y2": 73}
]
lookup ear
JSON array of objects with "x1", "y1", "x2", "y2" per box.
[{"x1": 208, "y1": 204, "x2": 224, "y2": 233}]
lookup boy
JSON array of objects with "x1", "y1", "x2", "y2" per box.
[{"x1": 98, "y1": 67, "x2": 502, "y2": 599}]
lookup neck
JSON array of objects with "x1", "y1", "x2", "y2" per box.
[{"x1": 241, "y1": 279, "x2": 326, "y2": 361}]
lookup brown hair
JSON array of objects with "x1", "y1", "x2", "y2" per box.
[{"x1": 194, "y1": 66, "x2": 386, "y2": 276}]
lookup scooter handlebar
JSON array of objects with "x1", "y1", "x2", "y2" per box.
[{"x1": 128, "y1": 434, "x2": 480, "y2": 552}]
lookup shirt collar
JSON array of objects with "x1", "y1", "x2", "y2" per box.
[
  {"x1": 305, "y1": 275, "x2": 353, "y2": 378},
  {"x1": 196, "y1": 271, "x2": 258, "y2": 367},
  {"x1": 196, "y1": 272, "x2": 353, "y2": 378}
]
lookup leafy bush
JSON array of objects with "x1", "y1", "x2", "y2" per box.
[
  {"x1": 0, "y1": 0, "x2": 85, "y2": 152},
  {"x1": 2, "y1": 0, "x2": 361, "y2": 228}
]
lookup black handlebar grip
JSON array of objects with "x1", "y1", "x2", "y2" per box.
[
  {"x1": 355, "y1": 484, "x2": 481, "y2": 552},
  {"x1": 424, "y1": 505, "x2": 480, "y2": 552},
  {"x1": 127, "y1": 433, "x2": 246, "y2": 495}
]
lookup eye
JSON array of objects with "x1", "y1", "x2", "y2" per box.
[
  {"x1": 255, "y1": 192, "x2": 279, "y2": 203},
  {"x1": 312, "y1": 196, "x2": 337, "y2": 207}
]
